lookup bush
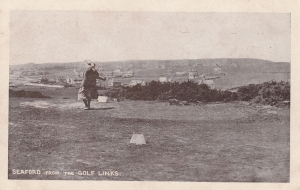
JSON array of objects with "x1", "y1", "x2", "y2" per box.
[
  {"x1": 105, "y1": 80, "x2": 237, "y2": 103},
  {"x1": 237, "y1": 81, "x2": 290, "y2": 106},
  {"x1": 104, "y1": 80, "x2": 290, "y2": 106},
  {"x1": 9, "y1": 89, "x2": 50, "y2": 98}
]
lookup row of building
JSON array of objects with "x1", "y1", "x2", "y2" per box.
[
  {"x1": 39, "y1": 73, "x2": 216, "y2": 88},
  {"x1": 158, "y1": 76, "x2": 215, "y2": 88},
  {"x1": 105, "y1": 77, "x2": 216, "y2": 88},
  {"x1": 73, "y1": 69, "x2": 134, "y2": 78},
  {"x1": 13, "y1": 67, "x2": 217, "y2": 88}
]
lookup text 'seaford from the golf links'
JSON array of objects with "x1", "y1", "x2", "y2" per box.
[{"x1": 11, "y1": 169, "x2": 120, "y2": 177}]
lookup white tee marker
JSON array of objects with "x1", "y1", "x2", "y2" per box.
[{"x1": 130, "y1": 133, "x2": 146, "y2": 145}]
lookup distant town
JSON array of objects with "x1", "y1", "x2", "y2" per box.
[
  {"x1": 9, "y1": 65, "x2": 223, "y2": 89},
  {"x1": 9, "y1": 58, "x2": 290, "y2": 90}
]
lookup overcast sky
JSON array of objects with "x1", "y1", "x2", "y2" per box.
[{"x1": 9, "y1": 11, "x2": 290, "y2": 64}]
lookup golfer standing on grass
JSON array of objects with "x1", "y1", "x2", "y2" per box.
[{"x1": 78, "y1": 60, "x2": 106, "y2": 110}]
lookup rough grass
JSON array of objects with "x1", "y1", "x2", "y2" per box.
[{"x1": 8, "y1": 95, "x2": 289, "y2": 182}]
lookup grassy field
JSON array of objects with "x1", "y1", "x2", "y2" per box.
[{"x1": 8, "y1": 87, "x2": 289, "y2": 182}]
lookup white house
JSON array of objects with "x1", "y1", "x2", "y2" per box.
[
  {"x1": 204, "y1": 79, "x2": 215, "y2": 88},
  {"x1": 213, "y1": 67, "x2": 222, "y2": 74},
  {"x1": 112, "y1": 69, "x2": 123, "y2": 77},
  {"x1": 198, "y1": 79, "x2": 215, "y2": 88},
  {"x1": 103, "y1": 70, "x2": 114, "y2": 78},
  {"x1": 188, "y1": 72, "x2": 197, "y2": 80},
  {"x1": 122, "y1": 70, "x2": 134, "y2": 78},
  {"x1": 107, "y1": 78, "x2": 122, "y2": 87},
  {"x1": 175, "y1": 72, "x2": 187, "y2": 76},
  {"x1": 129, "y1": 79, "x2": 146, "y2": 87},
  {"x1": 158, "y1": 77, "x2": 172, "y2": 83}
]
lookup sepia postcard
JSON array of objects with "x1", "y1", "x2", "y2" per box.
[{"x1": 1, "y1": 0, "x2": 300, "y2": 190}]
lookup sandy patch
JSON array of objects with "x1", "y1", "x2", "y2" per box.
[
  {"x1": 20, "y1": 101, "x2": 52, "y2": 108},
  {"x1": 19, "y1": 99, "x2": 117, "y2": 110}
]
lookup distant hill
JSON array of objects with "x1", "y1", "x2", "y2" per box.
[
  {"x1": 10, "y1": 58, "x2": 290, "y2": 71},
  {"x1": 10, "y1": 58, "x2": 290, "y2": 89}
]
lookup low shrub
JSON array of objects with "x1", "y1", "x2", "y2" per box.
[
  {"x1": 9, "y1": 89, "x2": 50, "y2": 98},
  {"x1": 105, "y1": 80, "x2": 237, "y2": 103},
  {"x1": 104, "y1": 80, "x2": 290, "y2": 106},
  {"x1": 237, "y1": 81, "x2": 290, "y2": 106}
]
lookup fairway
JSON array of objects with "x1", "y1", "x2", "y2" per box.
[{"x1": 8, "y1": 98, "x2": 289, "y2": 182}]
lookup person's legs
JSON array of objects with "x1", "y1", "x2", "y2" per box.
[
  {"x1": 86, "y1": 89, "x2": 92, "y2": 109},
  {"x1": 78, "y1": 87, "x2": 89, "y2": 109},
  {"x1": 83, "y1": 99, "x2": 88, "y2": 109},
  {"x1": 89, "y1": 87, "x2": 98, "y2": 109},
  {"x1": 87, "y1": 98, "x2": 91, "y2": 109}
]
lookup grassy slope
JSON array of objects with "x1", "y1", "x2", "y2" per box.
[{"x1": 8, "y1": 96, "x2": 289, "y2": 182}]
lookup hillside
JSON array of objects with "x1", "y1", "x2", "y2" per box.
[{"x1": 10, "y1": 58, "x2": 290, "y2": 89}]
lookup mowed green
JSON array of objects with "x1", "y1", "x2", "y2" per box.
[{"x1": 8, "y1": 94, "x2": 289, "y2": 182}]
